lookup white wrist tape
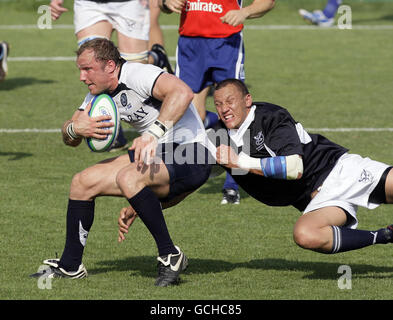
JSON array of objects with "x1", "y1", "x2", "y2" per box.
[
  {"x1": 146, "y1": 120, "x2": 169, "y2": 140},
  {"x1": 237, "y1": 152, "x2": 261, "y2": 170},
  {"x1": 66, "y1": 122, "x2": 79, "y2": 140}
]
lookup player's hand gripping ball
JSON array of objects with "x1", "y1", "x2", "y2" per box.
[{"x1": 86, "y1": 94, "x2": 120, "y2": 152}]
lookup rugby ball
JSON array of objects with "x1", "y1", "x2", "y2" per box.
[{"x1": 86, "y1": 94, "x2": 120, "y2": 152}]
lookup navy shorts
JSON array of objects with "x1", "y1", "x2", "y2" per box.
[
  {"x1": 128, "y1": 143, "x2": 212, "y2": 203},
  {"x1": 175, "y1": 32, "x2": 245, "y2": 93}
]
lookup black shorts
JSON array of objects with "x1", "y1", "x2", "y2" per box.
[{"x1": 128, "y1": 142, "x2": 212, "y2": 202}]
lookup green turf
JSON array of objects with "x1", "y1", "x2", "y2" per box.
[{"x1": 1, "y1": 1, "x2": 393, "y2": 302}]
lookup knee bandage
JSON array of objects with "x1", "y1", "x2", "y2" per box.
[{"x1": 120, "y1": 51, "x2": 149, "y2": 63}]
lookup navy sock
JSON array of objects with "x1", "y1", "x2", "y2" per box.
[
  {"x1": 223, "y1": 172, "x2": 238, "y2": 191},
  {"x1": 323, "y1": 0, "x2": 342, "y2": 19},
  {"x1": 331, "y1": 226, "x2": 393, "y2": 253},
  {"x1": 128, "y1": 187, "x2": 177, "y2": 256},
  {"x1": 59, "y1": 199, "x2": 95, "y2": 271}
]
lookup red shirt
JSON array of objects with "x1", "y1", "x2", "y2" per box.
[{"x1": 179, "y1": 0, "x2": 243, "y2": 38}]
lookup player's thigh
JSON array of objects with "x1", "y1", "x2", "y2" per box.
[
  {"x1": 76, "y1": 20, "x2": 113, "y2": 41},
  {"x1": 117, "y1": 31, "x2": 149, "y2": 54},
  {"x1": 192, "y1": 87, "x2": 211, "y2": 120},
  {"x1": 70, "y1": 154, "x2": 132, "y2": 199},
  {"x1": 384, "y1": 168, "x2": 393, "y2": 203},
  {"x1": 117, "y1": 160, "x2": 171, "y2": 199}
]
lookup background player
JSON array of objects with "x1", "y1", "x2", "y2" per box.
[
  {"x1": 213, "y1": 78, "x2": 393, "y2": 256},
  {"x1": 299, "y1": 0, "x2": 342, "y2": 27},
  {"x1": 159, "y1": 0, "x2": 275, "y2": 204},
  {"x1": 0, "y1": 41, "x2": 9, "y2": 82}
]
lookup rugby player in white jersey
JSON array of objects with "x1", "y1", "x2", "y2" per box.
[
  {"x1": 30, "y1": 39, "x2": 214, "y2": 287},
  {"x1": 212, "y1": 78, "x2": 393, "y2": 257},
  {"x1": 49, "y1": 0, "x2": 174, "y2": 150}
]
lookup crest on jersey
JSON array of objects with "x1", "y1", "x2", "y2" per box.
[
  {"x1": 254, "y1": 131, "x2": 265, "y2": 151},
  {"x1": 359, "y1": 169, "x2": 374, "y2": 183},
  {"x1": 120, "y1": 93, "x2": 127, "y2": 107}
]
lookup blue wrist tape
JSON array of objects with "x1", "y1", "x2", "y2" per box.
[{"x1": 260, "y1": 156, "x2": 287, "y2": 179}]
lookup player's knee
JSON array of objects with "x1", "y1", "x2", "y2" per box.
[
  {"x1": 70, "y1": 169, "x2": 102, "y2": 199},
  {"x1": 70, "y1": 171, "x2": 93, "y2": 198},
  {"x1": 116, "y1": 167, "x2": 144, "y2": 196},
  {"x1": 293, "y1": 224, "x2": 325, "y2": 250}
]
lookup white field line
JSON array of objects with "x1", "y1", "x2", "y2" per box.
[
  {"x1": 2, "y1": 24, "x2": 392, "y2": 134},
  {"x1": 5, "y1": 23, "x2": 392, "y2": 62},
  {"x1": 8, "y1": 56, "x2": 76, "y2": 61},
  {"x1": 8, "y1": 56, "x2": 177, "y2": 62},
  {"x1": 1, "y1": 24, "x2": 393, "y2": 30},
  {"x1": 1, "y1": 128, "x2": 393, "y2": 133}
]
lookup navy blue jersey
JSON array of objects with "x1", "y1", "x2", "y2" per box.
[{"x1": 213, "y1": 102, "x2": 348, "y2": 211}]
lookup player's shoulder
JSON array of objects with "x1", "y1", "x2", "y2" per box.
[
  {"x1": 253, "y1": 101, "x2": 292, "y2": 118},
  {"x1": 253, "y1": 101, "x2": 286, "y2": 113},
  {"x1": 253, "y1": 101, "x2": 296, "y2": 126}
]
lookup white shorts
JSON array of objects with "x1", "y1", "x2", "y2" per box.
[
  {"x1": 303, "y1": 153, "x2": 390, "y2": 229},
  {"x1": 73, "y1": 0, "x2": 150, "y2": 40}
]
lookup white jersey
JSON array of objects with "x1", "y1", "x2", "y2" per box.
[{"x1": 79, "y1": 62, "x2": 210, "y2": 148}]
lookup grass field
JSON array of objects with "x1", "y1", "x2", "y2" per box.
[{"x1": 1, "y1": 0, "x2": 393, "y2": 305}]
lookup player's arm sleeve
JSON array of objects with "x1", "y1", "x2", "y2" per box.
[{"x1": 237, "y1": 152, "x2": 303, "y2": 180}]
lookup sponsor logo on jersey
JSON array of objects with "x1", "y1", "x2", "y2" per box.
[{"x1": 185, "y1": 0, "x2": 223, "y2": 13}]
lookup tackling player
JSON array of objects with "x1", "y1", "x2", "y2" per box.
[
  {"x1": 212, "y1": 78, "x2": 393, "y2": 256},
  {"x1": 30, "y1": 39, "x2": 215, "y2": 286}
]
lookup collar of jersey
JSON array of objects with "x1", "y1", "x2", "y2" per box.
[{"x1": 228, "y1": 105, "x2": 256, "y2": 147}]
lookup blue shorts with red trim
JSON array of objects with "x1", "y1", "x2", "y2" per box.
[{"x1": 175, "y1": 32, "x2": 245, "y2": 93}]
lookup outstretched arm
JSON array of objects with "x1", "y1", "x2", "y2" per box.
[{"x1": 216, "y1": 144, "x2": 303, "y2": 180}]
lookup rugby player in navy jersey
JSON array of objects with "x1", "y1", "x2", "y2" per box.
[{"x1": 211, "y1": 78, "x2": 393, "y2": 255}]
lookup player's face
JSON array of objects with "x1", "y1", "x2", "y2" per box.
[
  {"x1": 77, "y1": 49, "x2": 115, "y2": 95},
  {"x1": 214, "y1": 84, "x2": 252, "y2": 129}
]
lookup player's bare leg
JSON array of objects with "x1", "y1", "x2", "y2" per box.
[
  {"x1": 192, "y1": 86, "x2": 210, "y2": 122},
  {"x1": 76, "y1": 20, "x2": 113, "y2": 42},
  {"x1": 383, "y1": 168, "x2": 393, "y2": 203},
  {"x1": 293, "y1": 207, "x2": 347, "y2": 253},
  {"x1": 294, "y1": 204, "x2": 393, "y2": 255}
]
